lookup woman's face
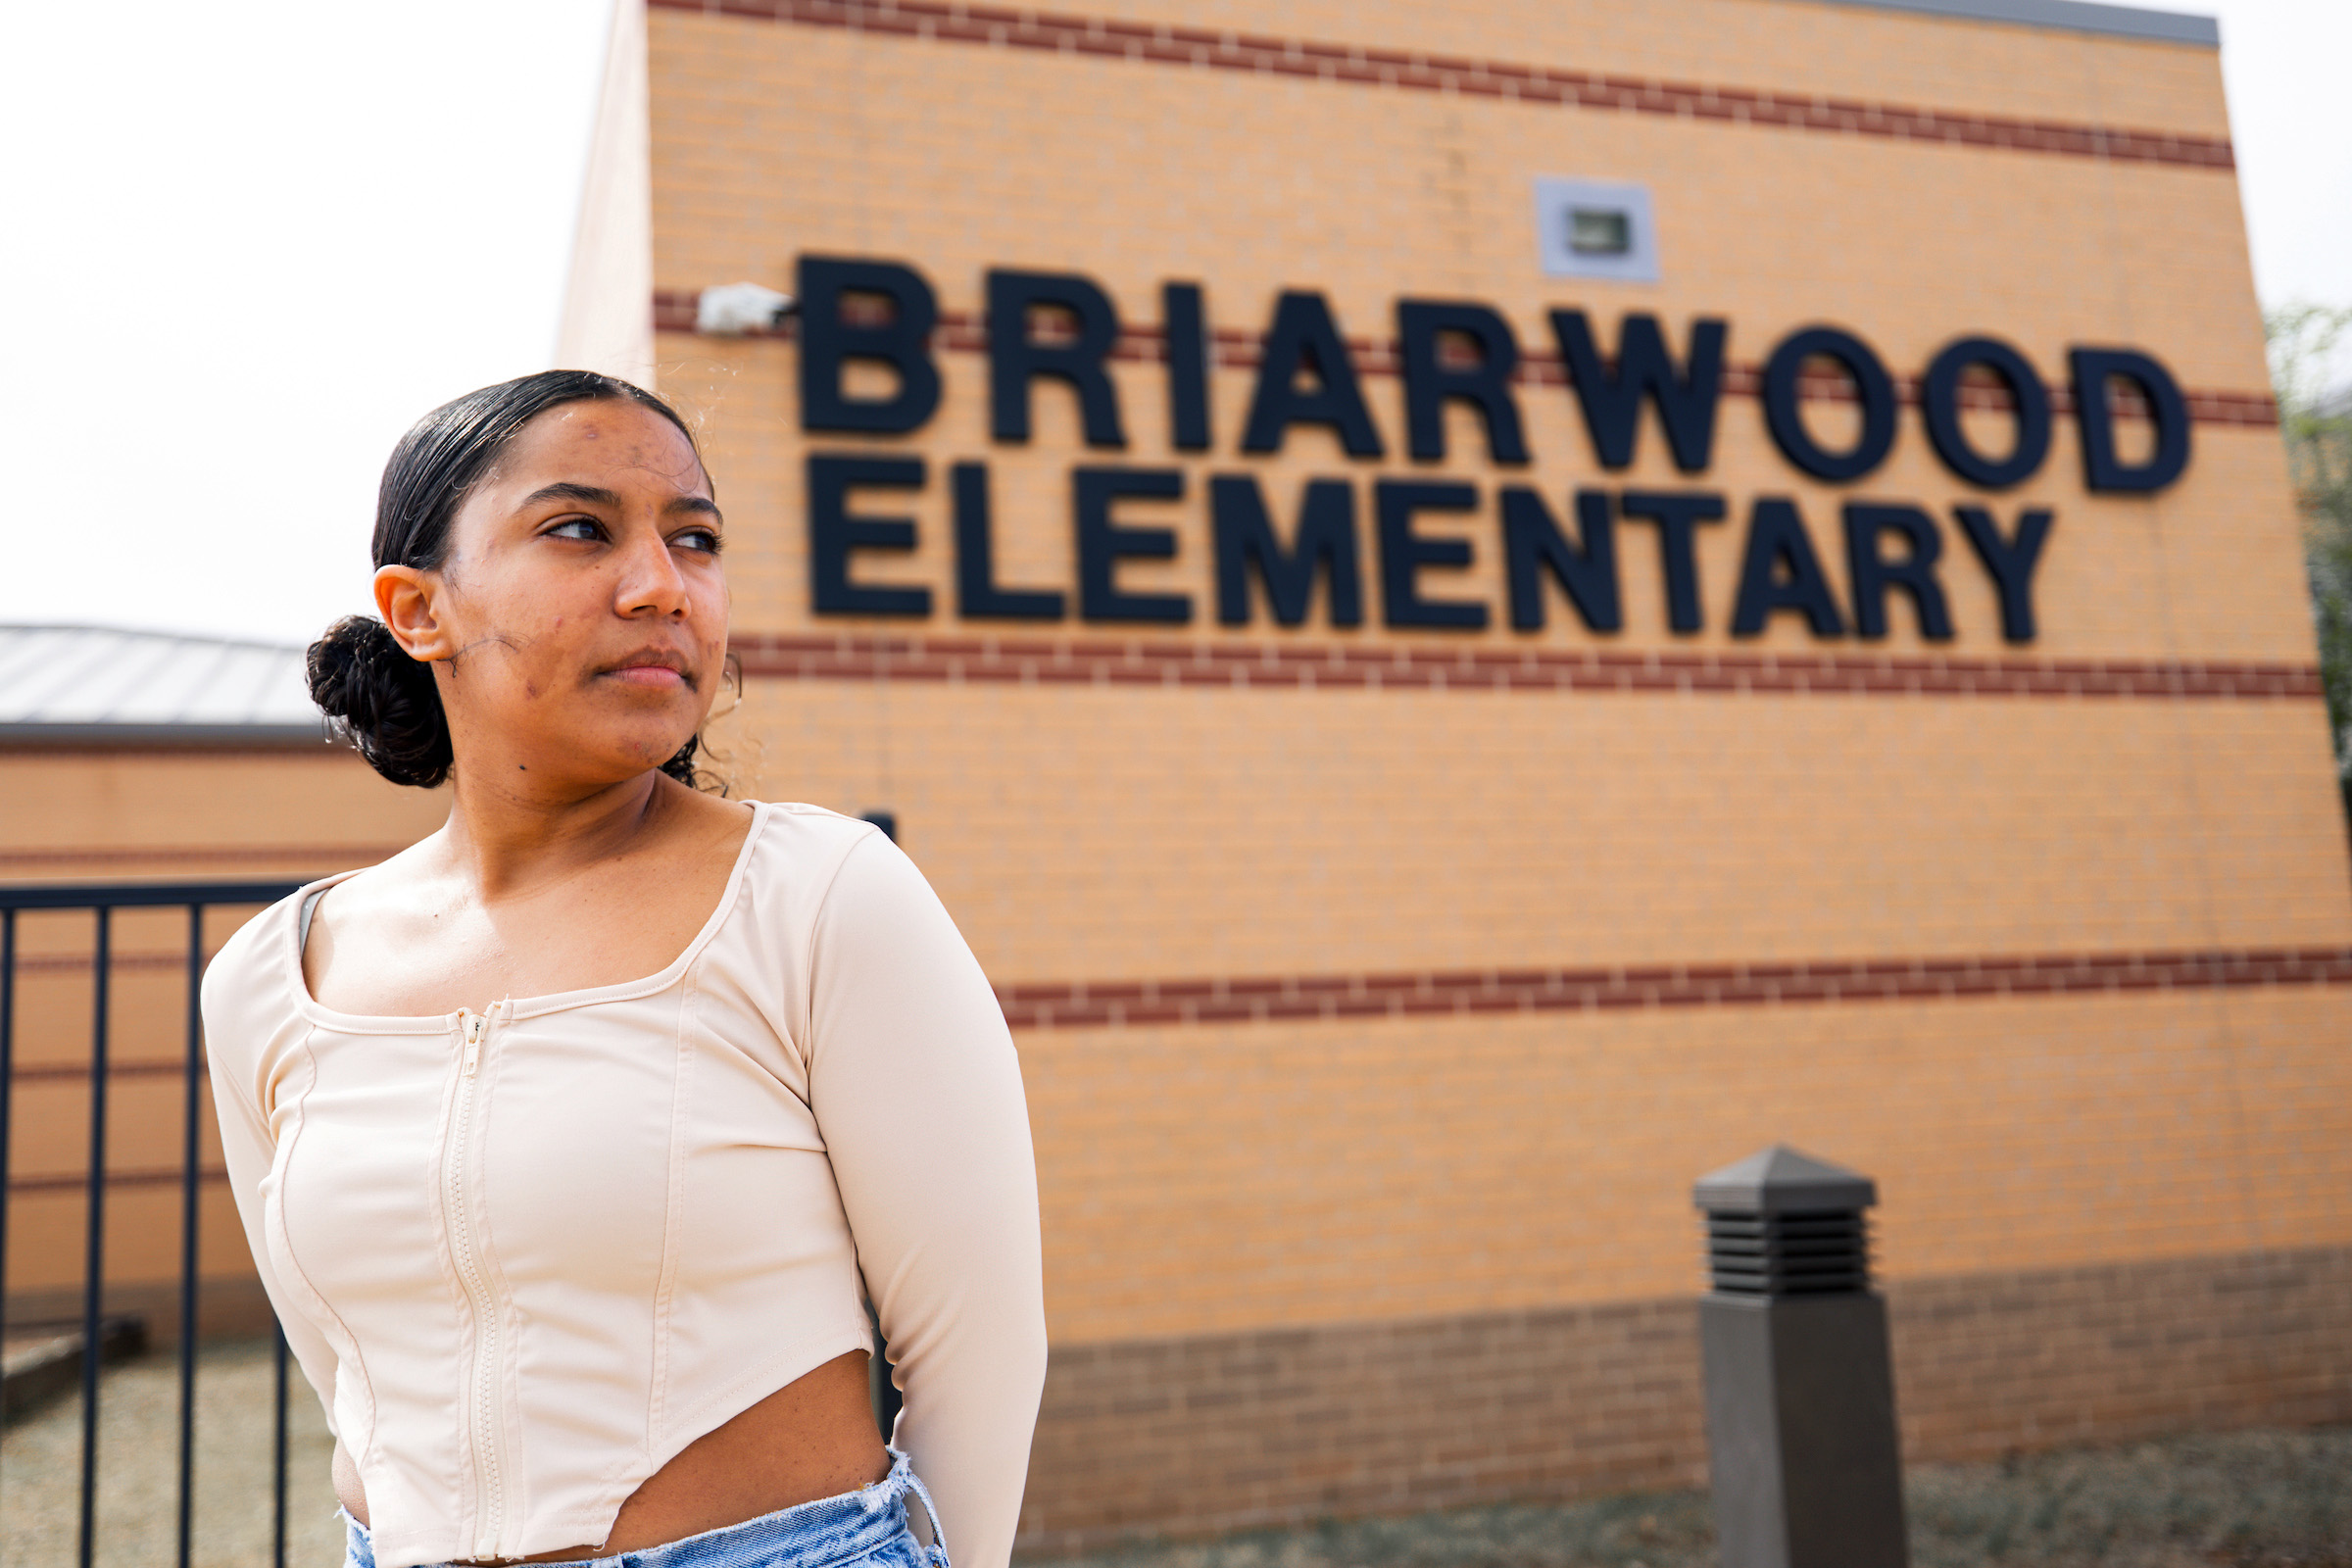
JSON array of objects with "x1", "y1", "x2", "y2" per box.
[{"x1": 375, "y1": 399, "x2": 729, "y2": 793}]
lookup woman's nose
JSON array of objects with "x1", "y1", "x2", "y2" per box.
[{"x1": 616, "y1": 531, "x2": 690, "y2": 618}]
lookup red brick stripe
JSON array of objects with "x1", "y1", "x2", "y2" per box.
[
  {"x1": 14, "y1": 951, "x2": 200, "y2": 978},
  {"x1": 994, "y1": 946, "x2": 2352, "y2": 1029},
  {"x1": 12, "y1": 1057, "x2": 194, "y2": 1084},
  {"x1": 650, "y1": 0, "x2": 2234, "y2": 172},
  {"x1": 654, "y1": 293, "x2": 2278, "y2": 429},
  {"x1": 0, "y1": 843, "x2": 410, "y2": 872},
  {"x1": 731, "y1": 632, "x2": 2324, "y2": 702},
  {"x1": 9, "y1": 1165, "x2": 227, "y2": 1198},
  {"x1": 10, "y1": 948, "x2": 2341, "y2": 1073}
]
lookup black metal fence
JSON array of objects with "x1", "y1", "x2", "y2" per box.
[{"x1": 1, "y1": 880, "x2": 302, "y2": 1568}]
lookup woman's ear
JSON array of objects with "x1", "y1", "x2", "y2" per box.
[{"x1": 375, "y1": 565, "x2": 453, "y2": 662}]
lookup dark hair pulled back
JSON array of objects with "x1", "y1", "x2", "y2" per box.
[{"x1": 308, "y1": 370, "x2": 711, "y2": 790}]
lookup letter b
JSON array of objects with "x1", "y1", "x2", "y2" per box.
[{"x1": 797, "y1": 256, "x2": 943, "y2": 434}]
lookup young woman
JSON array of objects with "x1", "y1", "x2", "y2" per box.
[{"x1": 201, "y1": 371, "x2": 1046, "y2": 1568}]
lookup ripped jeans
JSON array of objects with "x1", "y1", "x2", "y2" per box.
[{"x1": 342, "y1": 1449, "x2": 951, "y2": 1568}]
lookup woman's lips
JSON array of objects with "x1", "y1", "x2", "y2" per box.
[
  {"x1": 608, "y1": 664, "x2": 688, "y2": 687},
  {"x1": 603, "y1": 656, "x2": 693, "y2": 688}
]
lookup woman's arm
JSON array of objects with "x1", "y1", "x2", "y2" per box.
[{"x1": 806, "y1": 832, "x2": 1049, "y2": 1568}]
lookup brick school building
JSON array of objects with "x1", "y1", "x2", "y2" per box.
[
  {"x1": 563, "y1": 0, "x2": 2352, "y2": 1546},
  {"x1": 9, "y1": 0, "x2": 2352, "y2": 1552},
  {"x1": 0, "y1": 631, "x2": 444, "y2": 1342}
]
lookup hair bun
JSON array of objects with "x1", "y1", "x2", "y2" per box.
[{"x1": 307, "y1": 616, "x2": 454, "y2": 788}]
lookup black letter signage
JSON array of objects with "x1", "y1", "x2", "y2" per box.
[
  {"x1": 1618, "y1": 491, "x2": 1727, "y2": 633},
  {"x1": 1211, "y1": 475, "x2": 1363, "y2": 627},
  {"x1": 1955, "y1": 506, "x2": 2055, "y2": 642},
  {"x1": 2069, "y1": 347, "x2": 2190, "y2": 492},
  {"x1": 797, "y1": 257, "x2": 942, "y2": 435},
  {"x1": 954, "y1": 463, "x2": 1065, "y2": 620},
  {"x1": 1242, "y1": 292, "x2": 1386, "y2": 458},
  {"x1": 1762, "y1": 326, "x2": 1897, "y2": 483},
  {"x1": 1922, "y1": 336, "x2": 2050, "y2": 489},
  {"x1": 1376, "y1": 480, "x2": 1486, "y2": 629},
  {"x1": 1842, "y1": 504, "x2": 1954, "y2": 640},
  {"x1": 1732, "y1": 498, "x2": 1847, "y2": 637},
  {"x1": 779, "y1": 255, "x2": 2178, "y2": 647},
  {"x1": 808, "y1": 454, "x2": 931, "y2": 615},
  {"x1": 1163, "y1": 281, "x2": 1212, "y2": 453},
  {"x1": 1397, "y1": 301, "x2": 1528, "y2": 465},
  {"x1": 1549, "y1": 311, "x2": 1727, "y2": 472},
  {"x1": 1502, "y1": 488, "x2": 1620, "y2": 633},
  {"x1": 1075, "y1": 467, "x2": 1191, "y2": 622},
  {"x1": 988, "y1": 270, "x2": 1127, "y2": 448}
]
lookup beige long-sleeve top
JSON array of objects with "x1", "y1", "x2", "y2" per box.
[{"x1": 200, "y1": 803, "x2": 1047, "y2": 1568}]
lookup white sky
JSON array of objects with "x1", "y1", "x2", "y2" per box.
[{"x1": 0, "y1": 0, "x2": 2343, "y2": 647}]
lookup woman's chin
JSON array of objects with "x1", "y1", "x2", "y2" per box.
[
  {"x1": 484, "y1": 732, "x2": 701, "y2": 789},
  {"x1": 613, "y1": 730, "x2": 701, "y2": 774}
]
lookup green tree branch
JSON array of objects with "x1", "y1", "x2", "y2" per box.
[{"x1": 2266, "y1": 304, "x2": 2352, "y2": 825}]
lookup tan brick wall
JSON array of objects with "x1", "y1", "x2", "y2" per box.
[
  {"x1": 1005, "y1": 0, "x2": 2237, "y2": 140},
  {"x1": 705, "y1": 681, "x2": 2352, "y2": 987},
  {"x1": 1007, "y1": 991, "x2": 2352, "y2": 1346},
  {"x1": 0, "y1": 747, "x2": 446, "y2": 1299},
  {"x1": 649, "y1": 14, "x2": 2262, "y2": 389},
  {"x1": 1023, "y1": 1298, "x2": 1710, "y2": 1550},
  {"x1": 641, "y1": 0, "x2": 2352, "y2": 1402},
  {"x1": 0, "y1": 747, "x2": 444, "y2": 881}
]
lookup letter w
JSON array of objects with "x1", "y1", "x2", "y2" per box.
[{"x1": 1548, "y1": 310, "x2": 1727, "y2": 472}]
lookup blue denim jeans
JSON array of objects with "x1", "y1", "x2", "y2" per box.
[{"x1": 343, "y1": 1449, "x2": 951, "y2": 1568}]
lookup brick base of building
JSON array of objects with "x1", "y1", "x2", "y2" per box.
[
  {"x1": 5, "y1": 1276, "x2": 277, "y2": 1351},
  {"x1": 1015, "y1": 1245, "x2": 2352, "y2": 1555}
]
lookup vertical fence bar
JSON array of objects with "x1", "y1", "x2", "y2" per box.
[
  {"x1": 273, "y1": 1323, "x2": 291, "y2": 1568},
  {"x1": 0, "y1": 906, "x2": 15, "y2": 1494},
  {"x1": 79, "y1": 905, "x2": 113, "y2": 1568},
  {"x1": 0, "y1": 882, "x2": 305, "y2": 1564},
  {"x1": 1, "y1": 907, "x2": 15, "y2": 1334},
  {"x1": 178, "y1": 903, "x2": 206, "y2": 1568}
]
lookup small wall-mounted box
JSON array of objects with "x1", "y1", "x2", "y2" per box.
[{"x1": 1533, "y1": 176, "x2": 1660, "y2": 283}]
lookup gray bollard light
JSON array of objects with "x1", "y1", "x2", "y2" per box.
[{"x1": 1694, "y1": 1146, "x2": 1909, "y2": 1568}]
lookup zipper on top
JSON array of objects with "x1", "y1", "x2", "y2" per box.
[{"x1": 445, "y1": 1003, "x2": 507, "y2": 1556}]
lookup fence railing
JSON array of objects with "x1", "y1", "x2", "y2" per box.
[{"x1": 1, "y1": 880, "x2": 302, "y2": 1568}]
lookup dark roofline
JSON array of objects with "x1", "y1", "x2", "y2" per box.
[
  {"x1": 0, "y1": 622, "x2": 309, "y2": 655},
  {"x1": 1797, "y1": 0, "x2": 2219, "y2": 46},
  {"x1": 0, "y1": 723, "x2": 347, "y2": 750}
]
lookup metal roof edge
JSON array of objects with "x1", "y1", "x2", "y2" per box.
[
  {"x1": 0, "y1": 622, "x2": 310, "y2": 655},
  {"x1": 1788, "y1": 0, "x2": 2218, "y2": 46},
  {"x1": 0, "y1": 723, "x2": 344, "y2": 750}
]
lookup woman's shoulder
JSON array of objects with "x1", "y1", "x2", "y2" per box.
[
  {"x1": 735, "y1": 802, "x2": 920, "y2": 923},
  {"x1": 741, "y1": 800, "x2": 890, "y2": 861},
  {"x1": 203, "y1": 844, "x2": 435, "y2": 1016},
  {"x1": 198, "y1": 877, "x2": 323, "y2": 1032}
]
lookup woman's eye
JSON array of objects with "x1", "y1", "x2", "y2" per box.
[
  {"x1": 548, "y1": 517, "x2": 604, "y2": 542},
  {"x1": 674, "y1": 527, "x2": 722, "y2": 555}
]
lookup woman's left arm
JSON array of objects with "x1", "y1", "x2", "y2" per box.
[{"x1": 806, "y1": 830, "x2": 1049, "y2": 1568}]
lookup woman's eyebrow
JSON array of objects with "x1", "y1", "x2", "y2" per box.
[
  {"x1": 518, "y1": 481, "x2": 622, "y2": 509},
  {"x1": 516, "y1": 482, "x2": 717, "y2": 518}
]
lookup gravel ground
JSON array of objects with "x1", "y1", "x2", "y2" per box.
[
  {"x1": 1046, "y1": 1428, "x2": 2352, "y2": 1568},
  {"x1": 2, "y1": 1340, "x2": 343, "y2": 1568},
  {"x1": 7, "y1": 1357, "x2": 2346, "y2": 1568}
]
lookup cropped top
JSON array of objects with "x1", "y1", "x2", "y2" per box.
[{"x1": 200, "y1": 804, "x2": 1047, "y2": 1568}]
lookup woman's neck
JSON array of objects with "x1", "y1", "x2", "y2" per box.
[{"x1": 436, "y1": 767, "x2": 675, "y2": 904}]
